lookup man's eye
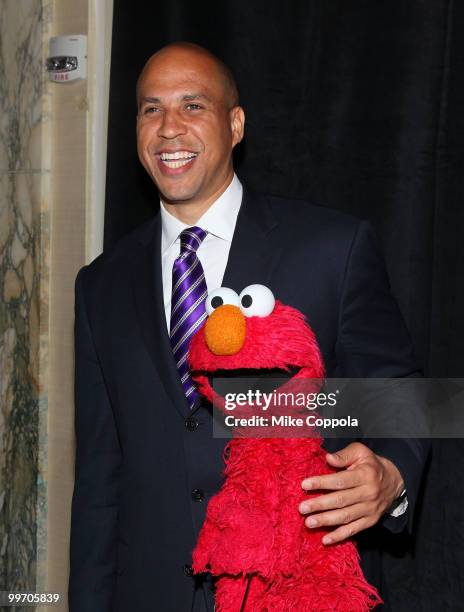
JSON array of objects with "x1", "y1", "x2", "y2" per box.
[
  {"x1": 186, "y1": 103, "x2": 202, "y2": 111},
  {"x1": 143, "y1": 106, "x2": 159, "y2": 114}
]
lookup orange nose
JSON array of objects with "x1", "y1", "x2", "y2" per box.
[{"x1": 204, "y1": 304, "x2": 246, "y2": 355}]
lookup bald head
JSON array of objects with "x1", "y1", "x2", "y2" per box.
[{"x1": 137, "y1": 42, "x2": 239, "y2": 109}]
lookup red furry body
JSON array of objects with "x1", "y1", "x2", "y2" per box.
[{"x1": 188, "y1": 301, "x2": 381, "y2": 611}]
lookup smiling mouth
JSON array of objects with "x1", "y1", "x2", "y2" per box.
[{"x1": 158, "y1": 150, "x2": 198, "y2": 169}]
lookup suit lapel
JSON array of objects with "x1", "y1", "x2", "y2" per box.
[
  {"x1": 132, "y1": 214, "x2": 191, "y2": 419},
  {"x1": 222, "y1": 188, "x2": 282, "y2": 292}
]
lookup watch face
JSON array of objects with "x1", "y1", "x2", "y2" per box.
[{"x1": 388, "y1": 489, "x2": 408, "y2": 517}]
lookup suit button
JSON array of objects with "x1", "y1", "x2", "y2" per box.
[
  {"x1": 191, "y1": 488, "x2": 204, "y2": 502},
  {"x1": 185, "y1": 417, "x2": 199, "y2": 431},
  {"x1": 183, "y1": 563, "x2": 194, "y2": 577}
]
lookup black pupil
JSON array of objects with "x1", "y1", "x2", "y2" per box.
[
  {"x1": 241, "y1": 294, "x2": 253, "y2": 308},
  {"x1": 211, "y1": 296, "x2": 224, "y2": 309}
]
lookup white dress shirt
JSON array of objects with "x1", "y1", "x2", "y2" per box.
[{"x1": 160, "y1": 173, "x2": 243, "y2": 328}]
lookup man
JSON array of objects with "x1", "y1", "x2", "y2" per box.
[{"x1": 69, "y1": 42, "x2": 429, "y2": 611}]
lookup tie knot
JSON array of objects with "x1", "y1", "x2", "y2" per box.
[{"x1": 179, "y1": 226, "x2": 207, "y2": 255}]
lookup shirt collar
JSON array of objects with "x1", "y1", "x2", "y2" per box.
[{"x1": 160, "y1": 174, "x2": 243, "y2": 255}]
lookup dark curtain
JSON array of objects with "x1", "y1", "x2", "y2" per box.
[{"x1": 105, "y1": 1, "x2": 464, "y2": 608}]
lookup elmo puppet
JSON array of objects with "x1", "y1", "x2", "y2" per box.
[{"x1": 188, "y1": 284, "x2": 382, "y2": 611}]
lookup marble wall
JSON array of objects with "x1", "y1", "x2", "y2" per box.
[
  {"x1": 0, "y1": 1, "x2": 111, "y2": 605},
  {"x1": 0, "y1": 0, "x2": 51, "y2": 595}
]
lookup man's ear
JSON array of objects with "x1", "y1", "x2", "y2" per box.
[{"x1": 230, "y1": 106, "x2": 245, "y2": 147}]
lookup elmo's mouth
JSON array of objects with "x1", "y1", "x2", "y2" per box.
[
  {"x1": 207, "y1": 366, "x2": 302, "y2": 396},
  {"x1": 207, "y1": 365, "x2": 301, "y2": 380}
]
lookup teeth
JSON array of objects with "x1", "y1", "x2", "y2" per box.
[
  {"x1": 163, "y1": 159, "x2": 190, "y2": 168},
  {"x1": 160, "y1": 151, "x2": 197, "y2": 161}
]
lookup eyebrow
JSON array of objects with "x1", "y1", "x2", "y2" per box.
[
  {"x1": 138, "y1": 93, "x2": 212, "y2": 109},
  {"x1": 182, "y1": 93, "x2": 212, "y2": 102}
]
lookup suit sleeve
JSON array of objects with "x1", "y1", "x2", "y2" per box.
[
  {"x1": 335, "y1": 220, "x2": 430, "y2": 534},
  {"x1": 68, "y1": 267, "x2": 122, "y2": 611}
]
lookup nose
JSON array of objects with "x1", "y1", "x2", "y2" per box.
[
  {"x1": 204, "y1": 305, "x2": 246, "y2": 355},
  {"x1": 157, "y1": 109, "x2": 187, "y2": 139}
]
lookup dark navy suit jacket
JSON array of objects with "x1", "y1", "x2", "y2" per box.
[{"x1": 69, "y1": 189, "x2": 429, "y2": 611}]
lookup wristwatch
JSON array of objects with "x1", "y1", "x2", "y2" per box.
[{"x1": 387, "y1": 488, "x2": 408, "y2": 517}]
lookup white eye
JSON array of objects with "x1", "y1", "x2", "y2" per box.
[
  {"x1": 238, "y1": 284, "x2": 275, "y2": 317},
  {"x1": 205, "y1": 287, "x2": 240, "y2": 315}
]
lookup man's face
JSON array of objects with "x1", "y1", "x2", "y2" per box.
[{"x1": 136, "y1": 49, "x2": 244, "y2": 207}]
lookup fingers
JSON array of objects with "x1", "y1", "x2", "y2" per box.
[
  {"x1": 301, "y1": 469, "x2": 362, "y2": 492},
  {"x1": 306, "y1": 502, "x2": 369, "y2": 532},
  {"x1": 321, "y1": 516, "x2": 372, "y2": 546},
  {"x1": 325, "y1": 442, "x2": 373, "y2": 468},
  {"x1": 302, "y1": 501, "x2": 373, "y2": 531},
  {"x1": 299, "y1": 486, "x2": 368, "y2": 515}
]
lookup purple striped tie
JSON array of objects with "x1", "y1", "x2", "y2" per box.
[{"x1": 170, "y1": 226, "x2": 208, "y2": 408}]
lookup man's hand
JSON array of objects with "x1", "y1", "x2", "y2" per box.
[{"x1": 299, "y1": 442, "x2": 405, "y2": 545}]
